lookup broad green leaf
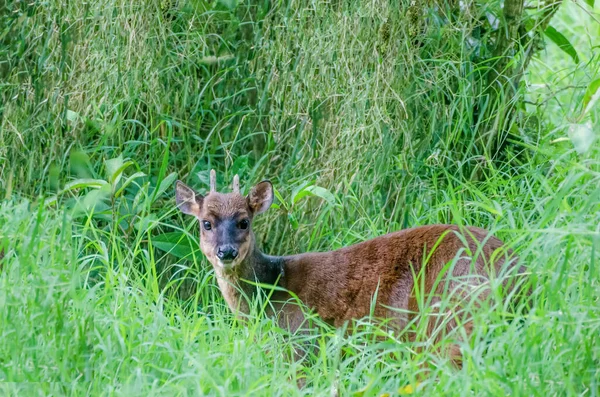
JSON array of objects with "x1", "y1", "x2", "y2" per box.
[
  {"x1": 196, "y1": 170, "x2": 211, "y2": 190},
  {"x1": 544, "y1": 26, "x2": 579, "y2": 64},
  {"x1": 291, "y1": 180, "x2": 314, "y2": 205},
  {"x1": 106, "y1": 156, "x2": 135, "y2": 189},
  {"x1": 149, "y1": 172, "x2": 178, "y2": 205},
  {"x1": 582, "y1": 78, "x2": 600, "y2": 116},
  {"x1": 82, "y1": 189, "x2": 111, "y2": 211},
  {"x1": 63, "y1": 178, "x2": 109, "y2": 192},
  {"x1": 152, "y1": 232, "x2": 201, "y2": 260},
  {"x1": 111, "y1": 161, "x2": 135, "y2": 189},
  {"x1": 292, "y1": 183, "x2": 337, "y2": 207},
  {"x1": 584, "y1": 0, "x2": 595, "y2": 8},
  {"x1": 292, "y1": 189, "x2": 314, "y2": 205},
  {"x1": 72, "y1": 188, "x2": 111, "y2": 217},
  {"x1": 303, "y1": 185, "x2": 337, "y2": 206},
  {"x1": 104, "y1": 155, "x2": 123, "y2": 182},
  {"x1": 114, "y1": 171, "x2": 146, "y2": 197},
  {"x1": 49, "y1": 178, "x2": 111, "y2": 206}
]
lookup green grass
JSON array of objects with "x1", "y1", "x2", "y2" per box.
[{"x1": 1, "y1": 0, "x2": 599, "y2": 395}]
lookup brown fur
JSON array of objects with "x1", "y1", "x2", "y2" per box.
[
  {"x1": 281, "y1": 225, "x2": 512, "y2": 326},
  {"x1": 274, "y1": 225, "x2": 522, "y2": 363},
  {"x1": 175, "y1": 177, "x2": 525, "y2": 364}
]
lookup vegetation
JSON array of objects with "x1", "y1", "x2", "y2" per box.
[{"x1": 1, "y1": 0, "x2": 599, "y2": 395}]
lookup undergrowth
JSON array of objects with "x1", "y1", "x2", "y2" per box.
[{"x1": 0, "y1": 0, "x2": 599, "y2": 395}]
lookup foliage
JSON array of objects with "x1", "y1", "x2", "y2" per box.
[{"x1": 0, "y1": 0, "x2": 599, "y2": 395}]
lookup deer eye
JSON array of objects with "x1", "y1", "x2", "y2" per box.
[
  {"x1": 237, "y1": 219, "x2": 249, "y2": 230},
  {"x1": 202, "y1": 221, "x2": 212, "y2": 231}
]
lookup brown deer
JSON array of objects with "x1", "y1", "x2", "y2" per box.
[{"x1": 175, "y1": 171, "x2": 526, "y2": 363}]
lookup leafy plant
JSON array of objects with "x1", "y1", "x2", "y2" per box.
[
  {"x1": 47, "y1": 152, "x2": 176, "y2": 236},
  {"x1": 272, "y1": 181, "x2": 339, "y2": 230}
]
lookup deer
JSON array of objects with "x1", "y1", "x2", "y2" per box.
[{"x1": 174, "y1": 170, "x2": 527, "y2": 365}]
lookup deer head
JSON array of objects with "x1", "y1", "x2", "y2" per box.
[{"x1": 175, "y1": 170, "x2": 274, "y2": 274}]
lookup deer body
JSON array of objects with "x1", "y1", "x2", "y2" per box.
[
  {"x1": 280, "y1": 225, "x2": 508, "y2": 329},
  {"x1": 175, "y1": 172, "x2": 522, "y2": 360}
]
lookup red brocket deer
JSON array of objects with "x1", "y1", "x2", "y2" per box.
[{"x1": 175, "y1": 171, "x2": 525, "y2": 363}]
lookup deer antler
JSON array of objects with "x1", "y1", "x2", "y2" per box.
[
  {"x1": 232, "y1": 174, "x2": 240, "y2": 194},
  {"x1": 210, "y1": 169, "x2": 216, "y2": 192}
]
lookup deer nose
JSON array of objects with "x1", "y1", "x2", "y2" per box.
[{"x1": 217, "y1": 246, "x2": 238, "y2": 261}]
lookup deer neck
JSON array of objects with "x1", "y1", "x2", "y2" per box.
[{"x1": 211, "y1": 234, "x2": 285, "y2": 315}]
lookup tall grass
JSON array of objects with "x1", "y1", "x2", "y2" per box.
[{"x1": 1, "y1": 0, "x2": 599, "y2": 395}]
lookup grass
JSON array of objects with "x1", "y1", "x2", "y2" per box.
[{"x1": 1, "y1": 0, "x2": 599, "y2": 395}]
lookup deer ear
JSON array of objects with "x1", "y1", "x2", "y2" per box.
[
  {"x1": 175, "y1": 180, "x2": 203, "y2": 217},
  {"x1": 247, "y1": 180, "x2": 273, "y2": 215}
]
